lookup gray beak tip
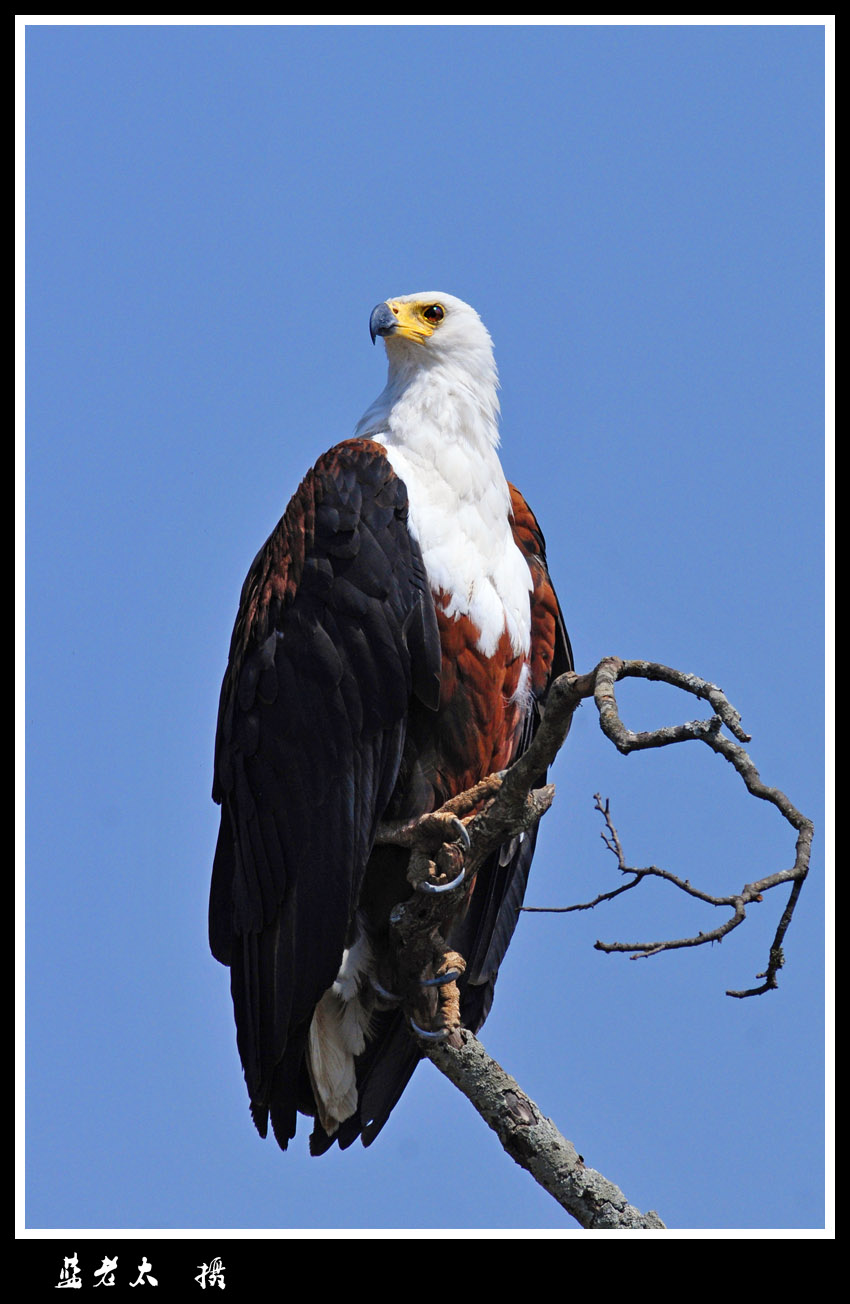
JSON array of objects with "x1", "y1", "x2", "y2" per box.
[{"x1": 369, "y1": 302, "x2": 397, "y2": 345}]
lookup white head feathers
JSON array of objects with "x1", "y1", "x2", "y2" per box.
[{"x1": 356, "y1": 292, "x2": 532, "y2": 658}]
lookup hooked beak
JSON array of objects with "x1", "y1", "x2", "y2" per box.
[{"x1": 369, "y1": 301, "x2": 397, "y2": 345}]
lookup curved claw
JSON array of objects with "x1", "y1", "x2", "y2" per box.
[
  {"x1": 448, "y1": 816, "x2": 471, "y2": 852},
  {"x1": 409, "y1": 1017, "x2": 450, "y2": 1041},
  {"x1": 420, "y1": 969, "x2": 462, "y2": 988},
  {"x1": 416, "y1": 865, "x2": 466, "y2": 896},
  {"x1": 371, "y1": 977, "x2": 401, "y2": 1004}
]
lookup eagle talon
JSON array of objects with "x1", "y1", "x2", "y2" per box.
[
  {"x1": 409, "y1": 1017, "x2": 450, "y2": 1041},
  {"x1": 416, "y1": 865, "x2": 466, "y2": 895},
  {"x1": 420, "y1": 969, "x2": 462, "y2": 987}
]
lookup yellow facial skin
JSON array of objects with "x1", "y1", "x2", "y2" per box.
[{"x1": 384, "y1": 299, "x2": 446, "y2": 344}]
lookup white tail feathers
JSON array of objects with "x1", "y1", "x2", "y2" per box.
[{"x1": 306, "y1": 928, "x2": 374, "y2": 1134}]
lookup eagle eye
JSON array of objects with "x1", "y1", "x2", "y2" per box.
[{"x1": 422, "y1": 304, "x2": 445, "y2": 324}]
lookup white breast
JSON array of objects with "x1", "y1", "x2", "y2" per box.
[{"x1": 373, "y1": 436, "x2": 532, "y2": 658}]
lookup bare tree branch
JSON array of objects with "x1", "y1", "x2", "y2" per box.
[
  {"x1": 376, "y1": 654, "x2": 815, "y2": 1224},
  {"x1": 422, "y1": 1027, "x2": 666, "y2": 1229}
]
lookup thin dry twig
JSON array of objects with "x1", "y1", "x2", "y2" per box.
[{"x1": 520, "y1": 658, "x2": 814, "y2": 996}]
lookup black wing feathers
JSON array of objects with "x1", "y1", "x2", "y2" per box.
[{"x1": 210, "y1": 440, "x2": 441, "y2": 1139}]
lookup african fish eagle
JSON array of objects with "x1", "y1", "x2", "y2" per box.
[{"x1": 210, "y1": 292, "x2": 572, "y2": 1153}]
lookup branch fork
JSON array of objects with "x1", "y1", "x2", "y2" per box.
[{"x1": 371, "y1": 652, "x2": 814, "y2": 1225}]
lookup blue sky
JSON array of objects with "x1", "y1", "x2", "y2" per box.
[{"x1": 22, "y1": 20, "x2": 828, "y2": 1236}]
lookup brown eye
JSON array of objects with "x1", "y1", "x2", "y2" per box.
[{"x1": 423, "y1": 304, "x2": 444, "y2": 323}]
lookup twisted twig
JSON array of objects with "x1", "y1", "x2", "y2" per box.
[{"x1": 522, "y1": 658, "x2": 814, "y2": 996}]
